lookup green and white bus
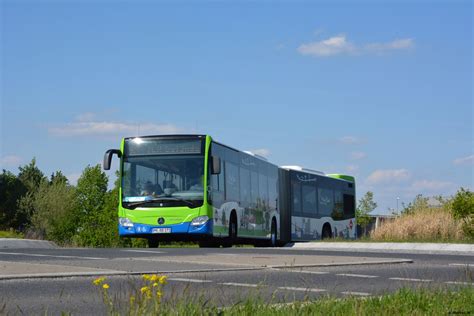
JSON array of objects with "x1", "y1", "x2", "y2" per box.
[{"x1": 103, "y1": 134, "x2": 356, "y2": 247}]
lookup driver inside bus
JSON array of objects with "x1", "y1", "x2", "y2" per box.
[
  {"x1": 141, "y1": 181, "x2": 163, "y2": 196},
  {"x1": 188, "y1": 167, "x2": 204, "y2": 191}
]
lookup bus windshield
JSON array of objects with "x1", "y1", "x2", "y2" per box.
[{"x1": 121, "y1": 138, "x2": 205, "y2": 209}]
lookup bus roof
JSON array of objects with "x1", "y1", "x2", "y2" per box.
[
  {"x1": 280, "y1": 165, "x2": 325, "y2": 176},
  {"x1": 121, "y1": 134, "x2": 354, "y2": 181}
]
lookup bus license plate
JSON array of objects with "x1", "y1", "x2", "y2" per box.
[{"x1": 152, "y1": 228, "x2": 171, "y2": 234}]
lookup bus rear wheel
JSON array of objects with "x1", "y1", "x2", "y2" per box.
[
  {"x1": 268, "y1": 219, "x2": 277, "y2": 247},
  {"x1": 322, "y1": 224, "x2": 332, "y2": 240}
]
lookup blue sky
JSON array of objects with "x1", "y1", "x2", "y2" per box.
[{"x1": 1, "y1": 1, "x2": 472, "y2": 214}]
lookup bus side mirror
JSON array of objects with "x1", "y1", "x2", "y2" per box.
[
  {"x1": 211, "y1": 156, "x2": 221, "y2": 174},
  {"x1": 103, "y1": 149, "x2": 122, "y2": 170}
]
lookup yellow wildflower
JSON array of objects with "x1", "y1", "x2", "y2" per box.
[
  {"x1": 153, "y1": 282, "x2": 159, "y2": 287},
  {"x1": 159, "y1": 276, "x2": 167, "y2": 284},
  {"x1": 140, "y1": 286, "x2": 152, "y2": 299},
  {"x1": 150, "y1": 274, "x2": 159, "y2": 282},
  {"x1": 93, "y1": 277, "x2": 106, "y2": 286},
  {"x1": 102, "y1": 283, "x2": 110, "y2": 289},
  {"x1": 142, "y1": 274, "x2": 151, "y2": 281},
  {"x1": 156, "y1": 291, "x2": 162, "y2": 299}
]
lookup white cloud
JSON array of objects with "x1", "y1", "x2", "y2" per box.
[
  {"x1": 453, "y1": 154, "x2": 474, "y2": 166},
  {"x1": 410, "y1": 180, "x2": 455, "y2": 192},
  {"x1": 366, "y1": 169, "x2": 410, "y2": 185},
  {"x1": 250, "y1": 148, "x2": 271, "y2": 157},
  {"x1": 0, "y1": 155, "x2": 23, "y2": 168},
  {"x1": 339, "y1": 136, "x2": 363, "y2": 145},
  {"x1": 365, "y1": 38, "x2": 414, "y2": 52},
  {"x1": 350, "y1": 151, "x2": 367, "y2": 160},
  {"x1": 298, "y1": 34, "x2": 414, "y2": 57},
  {"x1": 49, "y1": 113, "x2": 184, "y2": 137},
  {"x1": 298, "y1": 35, "x2": 355, "y2": 57}
]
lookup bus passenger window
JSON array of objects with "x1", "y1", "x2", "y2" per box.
[
  {"x1": 291, "y1": 181, "x2": 302, "y2": 215},
  {"x1": 302, "y1": 184, "x2": 317, "y2": 216},
  {"x1": 318, "y1": 188, "x2": 333, "y2": 217},
  {"x1": 333, "y1": 191, "x2": 344, "y2": 220}
]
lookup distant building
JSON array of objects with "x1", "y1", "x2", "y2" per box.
[{"x1": 357, "y1": 212, "x2": 397, "y2": 237}]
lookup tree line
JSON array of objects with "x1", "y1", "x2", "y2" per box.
[
  {"x1": 1, "y1": 158, "x2": 472, "y2": 245},
  {"x1": 0, "y1": 158, "x2": 139, "y2": 247}
]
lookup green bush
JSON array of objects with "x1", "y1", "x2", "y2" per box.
[
  {"x1": 451, "y1": 188, "x2": 474, "y2": 238},
  {"x1": 30, "y1": 179, "x2": 78, "y2": 244},
  {"x1": 73, "y1": 165, "x2": 122, "y2": 247}
]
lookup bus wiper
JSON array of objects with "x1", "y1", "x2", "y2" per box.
[{"x1": 125, "y1": 197, "x2": 195, "y2": 209}]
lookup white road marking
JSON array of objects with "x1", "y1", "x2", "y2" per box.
[
  {"x1": 341, "y1": 291, "x2": 371, "y2": 296},
  {"x1": 168, "y1": 278, "x2": 212, "y2": 283},
  {"x1": 220, "y1": 282, "x2": 261, "y2": 288},
  {"x1": 389, "y1": 277, "x2": 432, "y2": 282},
  {"x1": 0, "y1": 252, "x2": 102, "y2": 260},
  {"x1": 449, "y1": 263, "x2": 474, "y2": 268},
  {"x1": 123, "y1": 250, "x2": 165, "y2": 254},
  {"x1": 445, "y1": 281, "x2": 474, "y2": 286},
  {"x1": 273, "y1": 269, "x2": 329, "y2": 275},
  {"x1": 278, "y1": 286, "x2": 326, "y2": 293},
  {"x1": 336, "y1": 273, "x2": 379, "y2": 278}
]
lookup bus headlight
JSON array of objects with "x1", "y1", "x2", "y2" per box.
[
  {"x1": 191, "y1": 216, "x2": 209, "y2": 226},
  {"x1": 119, "y1": 217, "x2": 134, "y2": 227}
]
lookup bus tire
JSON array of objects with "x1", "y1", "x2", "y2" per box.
[
  {"x1": 322, "y1": 224, "x2": 332, "y2": 240},
  {"x1": 222, "y1": 212, "x2": 237, "y2": 248},
  {"x1": 269, "y1": 218, "x2": 277, "y2": 247},
  {"x1": 147, "y1": 238, "x2": 160, "y2": 248},
  {"x1": 199, "y1": 239, "x2": 220, "y2": 248}
]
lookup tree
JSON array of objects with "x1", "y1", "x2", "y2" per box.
[
  {"x1": 451, "y1": 188, "x2": 474, "y2": 238},
  {"x1": 401, "y1": 194, "x2": 429, "y2": 215},
  {"x1": 18, "y1": 158, "x2": 46, "y2": 192},
  {"x1": 356, "y1": 191, "x2": 377, "y2": 234},
  {"x1": 49, "y1": 171, "x2": 68, "y2": 185},
  {"x1": 15, "y1": 158, "x2": 46, "y2": 229},
  {"x1": 31, "y1": 180, "x2": 78, "y2": 243},
  {"x1": 74, "y1": 164, "x2": 114, "y2": 246},
  {"x1": 75, "y1": 165, "x2": 108, "y2": 217},
  {"x1": 0, "y1": 170, "x2": 26, "y2": 229}
]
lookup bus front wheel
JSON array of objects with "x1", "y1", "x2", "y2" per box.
[
  {"x1": 147, "y1": 238, "x2": 160, "y2": 248},
  {"x1": 199, "y1": 239, "x2": 220, "y2": 248},
  {"x1": 222, "y1": 214, "x2": 237, "y2": 248}
]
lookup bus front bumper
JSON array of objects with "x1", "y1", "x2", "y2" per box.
[{"x1": 118, "y1": 219, "x2": 213, "y2": 237}]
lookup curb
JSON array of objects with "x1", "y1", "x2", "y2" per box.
[
  {"x1": 285, "y1": 242, "x2": 474, "y2": 256},
  {"x1": 0, "y1": 238, "x2": 58, "y2": 249},
  {"x1": 0, "y1": 267, "x2": 267, "y2": 281},
  {"x1": 268, "y1": 258, "x2": 413, "y2": 269}
]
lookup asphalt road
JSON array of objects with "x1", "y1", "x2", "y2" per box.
[{"x1": 0, "y1": 247, "x2": 472, "y2": 315}]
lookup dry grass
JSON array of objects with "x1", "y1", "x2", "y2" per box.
[{"x1": 371, "y1": 207, "x2": 466, "y2": 242}]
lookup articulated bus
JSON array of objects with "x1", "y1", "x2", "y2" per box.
[{"x1": 103, "y1": 134, "x2": 356, "y2": 247}]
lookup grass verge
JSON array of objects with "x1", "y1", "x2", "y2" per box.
[
  {"x1": 92, "y1": 275, "x2": 474, "y2": 315},
  {"x1": 0, "y1": 229, "x2": 24, "y2": 238}
]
